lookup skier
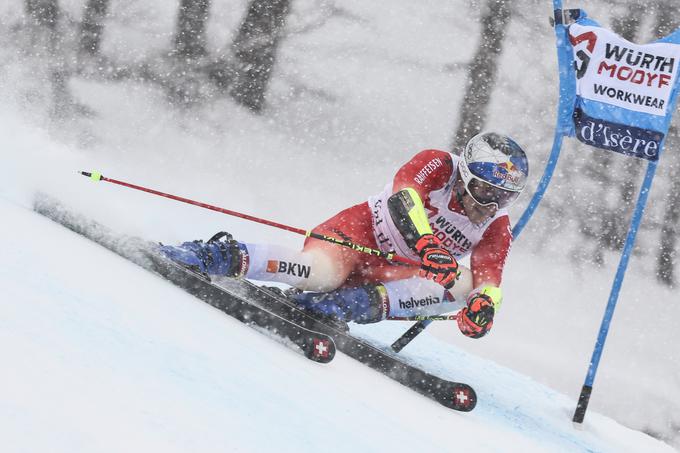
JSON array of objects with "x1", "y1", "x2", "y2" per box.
[{"x1": 160, "y1": 132, "x2": 529, "y2": 338}]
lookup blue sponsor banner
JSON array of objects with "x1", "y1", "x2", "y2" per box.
[
  {"x1": 556, "y1": 10, "x2": 680, "y2": 160},
  {"x1": 573, "y1": 108, "x2": 664, "y2": 160}
]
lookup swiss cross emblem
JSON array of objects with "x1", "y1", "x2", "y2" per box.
[
  {"x1": 313, "y1": 339, "x2": 330, "y2": 358},
  {"x1": 455, "y1": 388, "x2": 470, "y2": 406}
]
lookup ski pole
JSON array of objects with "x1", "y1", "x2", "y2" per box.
[
  {"x1": 386, "y1": 314, "x2": 458, "y2": 321},
  {"x1": 79, "y1": 171, "x2": 421, "y2": 267},
  {"x1": 391, "y1": 319, "x2": 432, "y2": 352}
]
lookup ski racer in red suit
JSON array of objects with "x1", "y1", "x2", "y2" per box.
[{"x1": 160, "y1": 132, "x2": 530, "y2": 338}]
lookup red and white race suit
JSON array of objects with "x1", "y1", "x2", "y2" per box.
[
  {"x1": 303, "y1": 149, "x2": 512, "y2": 290},
  {"x1": 245, "y1": 149, "x2": 513, "y2": 316}
]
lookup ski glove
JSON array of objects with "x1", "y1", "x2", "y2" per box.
[
  {"x1": 457, "y1": 286, "x2": 502, "y2": 339},
  {"x1": 414, "y1": 234, "x2": 459, "y2": 289}
]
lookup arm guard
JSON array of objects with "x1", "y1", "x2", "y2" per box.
[{"x1": 387, "y1": 188, "x2": 433, "y2": 249}]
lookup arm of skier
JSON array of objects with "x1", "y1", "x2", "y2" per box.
[
  {"x1": 385, "y1": 150, "x2": 461, "y2": 288},
  {"x1": 391, "y1": 149, "x2": 453, "y2": 199},
  {"x1": 458, "y1": 217, "x2": 512, "y2": 338}
]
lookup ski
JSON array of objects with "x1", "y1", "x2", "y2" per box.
[
  {"x1": 148, "y1": 254, "x2": 336, "y2": 363},
  {"x1": 33, "y1": 194, "x2": 335, "y2": 364},
  {"x1": 224, "y1": 279, "x2": 477, "y2": 412},
  {"x1": 33, "y1": 193, "x2": 476, "y2": 411}
]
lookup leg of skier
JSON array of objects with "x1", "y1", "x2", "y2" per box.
[
  {"x1": 291, "y1": 274, "x2": 468, "y2": 325},
  {"x1": 244, "y1": 240, "x2": 351, "y2": 291},
  {"x1": 242, "y1": 201, "x2": 404, "y2": 291},
  {"x1": 159, "y1": 232, "x2": 352, "y2": 291},
  {"x1": 158, "y1": 204, "x2": 373, "y2": 291}
]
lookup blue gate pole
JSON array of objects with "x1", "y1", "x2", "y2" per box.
[
  {"x1": 572, "y1": 160, "x2": 659, "y2": 423},
  {"x1": 513, "y1": 0, "x2": 571, "y2": 239}
]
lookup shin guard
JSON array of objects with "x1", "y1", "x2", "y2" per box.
[{"x1": 291, "y1": 285, "x2": 388, "y2": 324}]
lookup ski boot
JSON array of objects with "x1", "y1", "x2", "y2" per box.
[
  {"x1": 289, "y1": 285, "x2": 388, "y2": 331},
  {"x1": 159, "y1": 231, "x2": 248, "y2": 277}
]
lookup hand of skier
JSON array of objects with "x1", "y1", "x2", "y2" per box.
[
  {"x1": 457, "y1": 290, "x2": 497, "y2": 339},
  {"x1": 414, "y1": 234, "x2": 459, "y2": 289}
]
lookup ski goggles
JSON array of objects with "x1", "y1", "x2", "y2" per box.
[{"x1": 463, "y1": 177, "x2": 520, "y2": 209}]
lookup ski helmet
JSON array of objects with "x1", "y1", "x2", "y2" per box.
[{"x1": 458, "y1": 132, "x2": 529, "y2": 209}]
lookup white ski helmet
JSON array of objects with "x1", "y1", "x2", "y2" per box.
[{"x1": 458, "y1": 132, "x2": 529, "y2": 209}]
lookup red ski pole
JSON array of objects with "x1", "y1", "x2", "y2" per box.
[{"x1": 79, "y1": 171, "x2": 421, "y2": 267}]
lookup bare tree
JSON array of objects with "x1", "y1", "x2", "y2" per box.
[
  {"x1": 79, "y1": 0, "x2": 110, "y2": 56},
  {"x1": 451, "y1": 0, "x2": 512, "y2": 153},
  {"x1": 24, "y1": 0, "x2": 77, "y2": 117},
  {"x1": 25, "y1": 0, "x2": 59, "y2": 28},
  {"x1": 228, "y1": 0, "x2": 291, "y2": 112},
  {"x1": 610, "y1": 1, "x2": 644, "y2": 42},
  {"x1": 654, "y1": 0, "x2": 680, "y2": 286},
  {"x1": 174, "y1": 0, "x2": 211, "y2": 59},
  {"x1": 657, "y1": 128, "x2": 680, "y2": 286}
]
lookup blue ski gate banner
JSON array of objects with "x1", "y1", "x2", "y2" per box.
[
  {"x1": 555, "y1": 9, "x2": 680, "y2": 425},
  {"x1": 511, "y1": 9, "x2": 680, "y2": 238},
  {"x1": 556, "y1": 11, "x2": 680, "y2": 160},
  {"x1": 557, "y1": 9, "x2": 680, "y2": 425},
  {"x1": 510, "y1": 3, "x2": 680, "y2": 426}
]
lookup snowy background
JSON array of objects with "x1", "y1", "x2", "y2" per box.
[{"x1": 1, "y1": 0, "x2": 679, "y2": 451}]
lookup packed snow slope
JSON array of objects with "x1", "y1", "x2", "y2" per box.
[
  {"x1": 0, "y1": 195, "x2": 673, "y2": 453},
  {"x1": 1, "y1": 0, "x2": 679, "y2": 449}
]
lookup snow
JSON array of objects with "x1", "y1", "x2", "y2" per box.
[
  {"x1": 0, "y1": 195, "x2": 673, "y2": 453},
  {"x1": 1, "y1": 0, "x2": 679, "y2": 450}
]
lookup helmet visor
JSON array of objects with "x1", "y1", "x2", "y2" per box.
[{"x1": 464, "y1": 177, "x2": 520, "y2": 209}]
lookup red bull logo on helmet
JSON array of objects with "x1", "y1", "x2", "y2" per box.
[
  {"x1": 469, "y1": 158, "x2": 525, "y2": 191},
  {"x1": 492, "y1": 160, "x2": 523, "y2": 189}
]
